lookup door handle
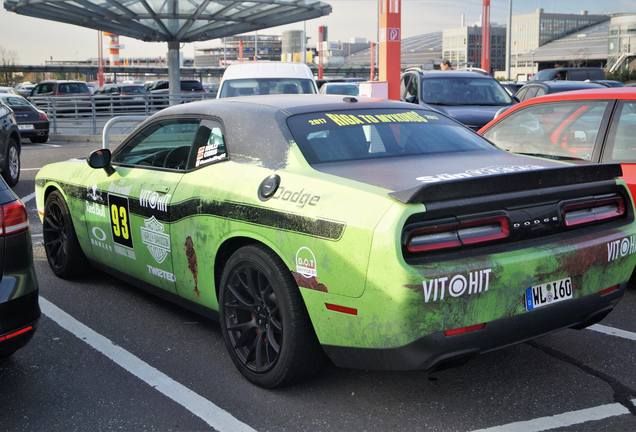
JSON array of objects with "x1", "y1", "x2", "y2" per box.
[{"x1": 150, "y1": 185, "x2": 170, "y2": 193}]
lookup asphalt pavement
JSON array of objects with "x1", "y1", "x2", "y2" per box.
[{"x1": 1, "y1": 139, "x2": 636, "y2": 432}]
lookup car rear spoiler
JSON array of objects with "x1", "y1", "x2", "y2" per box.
[{"x1": 390, "y1": 164, "x2": 623, "y2": 205}]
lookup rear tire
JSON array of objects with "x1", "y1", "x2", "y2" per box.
[
  {"x1": 219, "y1": 244, "x2": 325, "y2": 388},
  {"x1": 43, "y1": 191, "x2": 88, "y2": 278},
  {"x1": 2, "y1": 138, "x2": 20, "y2": 187}
]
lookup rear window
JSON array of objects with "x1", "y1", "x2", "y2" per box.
[
  {"x1": 2, "y1": 96, "x2": 30, "y2": 107},
  {"x1": 287, "y1": 109, "x2": 494, "y2": 164},
  {"x1": 122, "y1": 86, "x2": 146, "y2": 94},
  {"x1": 219, "y1": 78, "x2": 316, "y2": 97},
  {"x1": 181, "y1": 81, "x2": 203, "y2": 91},
  {"x1": 58, "y1": 83, "x2": 90, "y2": 94}
]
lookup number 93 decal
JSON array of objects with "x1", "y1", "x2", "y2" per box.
[{"x1": 108, "y1": 194, "x2": 133, "y2": 248}]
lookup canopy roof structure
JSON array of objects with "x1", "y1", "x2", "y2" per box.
[{"x1": 4, "y1": 0, "x2": 332, "y2": 42}]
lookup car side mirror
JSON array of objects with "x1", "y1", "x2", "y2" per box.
[
  {"x1": 87, "y1": 149, "x2": 115, "y2": 176},
  {"x1": 404, "y1": 94, "x2": 418, "y2": 104}
]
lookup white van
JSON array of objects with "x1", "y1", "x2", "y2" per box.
[{"x1": 217, "y1": 62, "x2": 318, "y2": 98}]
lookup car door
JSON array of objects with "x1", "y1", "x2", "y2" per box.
[
  {"x1": 164, "y1": 118, "x2": 229, "y2": 306},
  {"x1": 601, "y1": 100, "x2": 636, "y2": 198},
  {"x1": 83, "y1": 117, "x2": 202, "y2": 293}
]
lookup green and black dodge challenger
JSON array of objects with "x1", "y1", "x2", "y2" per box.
[{"x1": 35, "y1": 95, "x2": 636, "y2": 387}]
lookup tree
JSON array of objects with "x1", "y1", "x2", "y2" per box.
[{"x1": 0, "y1": 46, "x2": 19, "y2": 86}]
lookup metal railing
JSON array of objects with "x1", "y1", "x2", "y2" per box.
[{"x1": 30, "y1": 93, "x2": 216, "y2": 136}]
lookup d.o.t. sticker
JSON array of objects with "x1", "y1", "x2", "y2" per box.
[{"x1": 296, "y1": 247, "x2": 317, "y2": 278}]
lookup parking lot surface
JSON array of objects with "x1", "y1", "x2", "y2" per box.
[{"x1": 2, "y1": 139, "x2": 636, "y2": 432}]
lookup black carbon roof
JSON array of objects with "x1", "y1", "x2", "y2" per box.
[{"x1": 157, "y1": 95, "x2": 418, "y2": 118}]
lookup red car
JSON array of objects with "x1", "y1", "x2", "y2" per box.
[{"x1": 479, "y1": 88, "x2": 636, "y2": 198}]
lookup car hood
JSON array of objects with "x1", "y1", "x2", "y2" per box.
[
  {"x1": 428, "y1": 104, "x2": 509, "y2": 129},
  {"x1": 313, "y1": 150, "x2": 566, "y2": 201}
]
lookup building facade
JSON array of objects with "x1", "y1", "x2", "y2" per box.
[
  {"x1": 442, "y1": 25, "x2": 506, "y2": 72},
  {"x1": 510, "y1": 9, "x2": 607, "y2": 77},
  {"x1": 194, "y1": 35, "x2": 282, "y2": 67},
  {"x1": 608, "y1": 14, "x2": 636, "y2": 73}
]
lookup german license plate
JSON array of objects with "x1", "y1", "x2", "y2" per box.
[
  {"x1": 525, "y1": 277, "x2": 573, "y2": 311},
  {"x1": 18, "y1": 124, "x2": 34, "y2": 130}
]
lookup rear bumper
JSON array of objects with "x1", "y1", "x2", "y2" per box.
[
  {"x1": 0, "y1": 290, "x2": 40, "y2": 355},
  {"x1": 322, "y1": 284, "x2": 624, "y2": 371},
  {"x1": 18, "y1": 121, "x2": 49, "y2": 138}
]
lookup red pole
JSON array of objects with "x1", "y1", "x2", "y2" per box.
[
  {"x1": 369, "y1": 41, "x2": 376, "y2": 81},
  {"x1": 97, "y1": 31, "x2": 104, "y2": 87},
  {"x1": 481, "y1": 0, "x2": 491, "y2": 74},
  {"x1": 318, "y1": 25, "x2": 326, "y2": 80},
  {"x1": 379, "y1": 0, "x2": 402, "y2": 100},
  {"x1": 239, "y1": 40, "x2": 244, "y2": 62}
]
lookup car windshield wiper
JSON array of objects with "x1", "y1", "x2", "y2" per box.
[{"x1": 514, "y1": 151, "x2": 586, "y2": 161}]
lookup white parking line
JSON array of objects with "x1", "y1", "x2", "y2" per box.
[
  {"x1": 39, "y1": 297, "x2": 257, "y2": 432},
  {"x1": 21, "y1": 168, "x2": 42, "y2": 171},
  {"x1": 588, "y1": 324, "x2": 636, "y2": 342},
  {"x1": 471, "y1": 401, "x2": 634, "y2": 432},
  {"x1": 20, "y1": 192, "x2": 36, "y2": 204}
]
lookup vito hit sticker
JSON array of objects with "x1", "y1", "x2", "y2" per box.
[
  {"x1": 607, "y1": 235, "x2": 636, "y2": 262},
  {"x1": 140, "y1": 216, "x2": 171, "y2": 264},
  {"x1": 139, "y1": 189, "x2": 170, "y2": 212},
  {"x1": 296, "y1": 247, "x2": 317, "y2": 278},
  {"x1": 422, "y1": 269, "x2": 492, "y2": 303}
]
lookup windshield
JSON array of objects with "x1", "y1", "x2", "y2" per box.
[
  {"x1": 287, "y1": 109, "x2": 495, "y2": 164},
  {"x1": 219, "y1": 78, "x2": 316, "y2": 97},
  {"x1": 1, "y1": 96, "x2": 31, "y2": 107},
  {"x1": 324, "y1": 84, "x2": 359, "y2": 96},
  {"x1": 421, "y1": 77, "x2": 513, "y2": 106}
]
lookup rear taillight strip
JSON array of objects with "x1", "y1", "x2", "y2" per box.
[
  {"x1": 406, "y1": 215, "x2": 509, "y2": 254},
  {"x1": 563, "y1": 196, "x2": 625, "y2": 228}
]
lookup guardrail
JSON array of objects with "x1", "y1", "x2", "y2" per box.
[{"x1": 29, "y1": 93, "x2": 215, "y2": 136}]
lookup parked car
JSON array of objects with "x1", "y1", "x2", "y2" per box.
[
  {"x1": 203, "y1": 82, "x2": 219, "y2": 96},
  {"x1": 0, "y1": 102, "x2": 21, "y2": 186},
  {"x1": 319, "y1": 82, "x2": 360, "y2": 96},
  {"x1": 532, "y1": 67, "x2": 605, "y2": 82},
  {"x1": 401, "y1": 70, "x2": 515, "y2": 130},
  {"x1": 29, "y1": 80, "x2": 91, "y2": 98},
  {"x1": 15, "y1": 83, "x2": 35, "y2": 98},
  {"x1": 36, "y1": 95, "x2": 636, "y2": 387},
  {"x1": 515, "y1": 81, "x2": 604, "y2": 103},
  {"x1": 29, "y1": 80, "x2": 92, "y2": 115},
  {"x1": 0, "y1": 95, "x2": 49, "y2": 143},
  {"x1": 217, "y1": 62, "x2": 318, "y2": 98},
  {"x1": 149, "y1": 80, "x2": 205, "y2": 108},
  {"x1": 481, "y1": 87, "x2": 636, "y2": 198},
  {"x1": 0, "y1": 175, "x2": 40, "y2": 359},
  {"x1": 94, "y1": 84, "x2": 147, "y2": 110},
  {"x1": 0, "y1": 87, "x2": 17, "y2": 95},
  {"x1": 587, "y1": 80, "x2": 625, "y2": 88}
]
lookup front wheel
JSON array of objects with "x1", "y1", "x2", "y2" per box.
[
  {"x1": 219, "y1": 245, "x2": 324, "y2": 388},
  {"x1": 43, "y1": 191, "x2": 88, "y2": 278},
  {"x1": 2, "y1": 138, "x2": 20, "y2": 187}
]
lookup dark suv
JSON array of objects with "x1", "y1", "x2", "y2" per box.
[
  {"x1": 29, "y1": 80, "x2": 91, "y2": 97},
  {"x1": 401, "y1": 70, "x2": 515, "y2": 130},
  {"x1": 0, "y1": 176, "x2": 39, "y2": 359},
  {"x1": 0, "y1": 102, "x2": 21, "y2": 186}
]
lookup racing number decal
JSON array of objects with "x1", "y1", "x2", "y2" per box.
[{"x1": 108, "y1": 194, "x2": 133, "y2": 248}]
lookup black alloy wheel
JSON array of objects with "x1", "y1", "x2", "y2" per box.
[
  {"x1": 219, "y1": 245, "x2": 325, "y2": 388},
  {"x1": 43, "y1": 191, "x2": 87, "y2": 278},
  {"x1": 223, "y1": 265, "x2": 283, "y2": 373}
]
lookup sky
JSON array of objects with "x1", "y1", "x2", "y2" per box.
[{"x1": 1, "y1": 0, "x2": 636, "y2": 64}]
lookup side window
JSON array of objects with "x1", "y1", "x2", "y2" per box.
[
  {"x1": 605, "y1": 101, "x2": 636, "y2": 162},
  {"x1": 483, "y1": 100, "x2": 609, "y2": 161},
  {"x1": 400, "y1": 75, "x2": 409, "y2": 99},
  {"x1": 523, "y1": 87, "x2": 539, "y2": 101},
  {"x1": 190, "y1": 119, "x2": 228, "y2": 169},
  {"x1": 112, "y1": 119, "x2": 200, "y2": 170},
  {"x1": 516, "y1": 88, "x2": 527, "y2": 101},
  {"x1": 35, "y1": 84, "x2": 52, "y2": 95},
  {"x1": 535, "y1": 88, "x2": 546, "y2": 97}
]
